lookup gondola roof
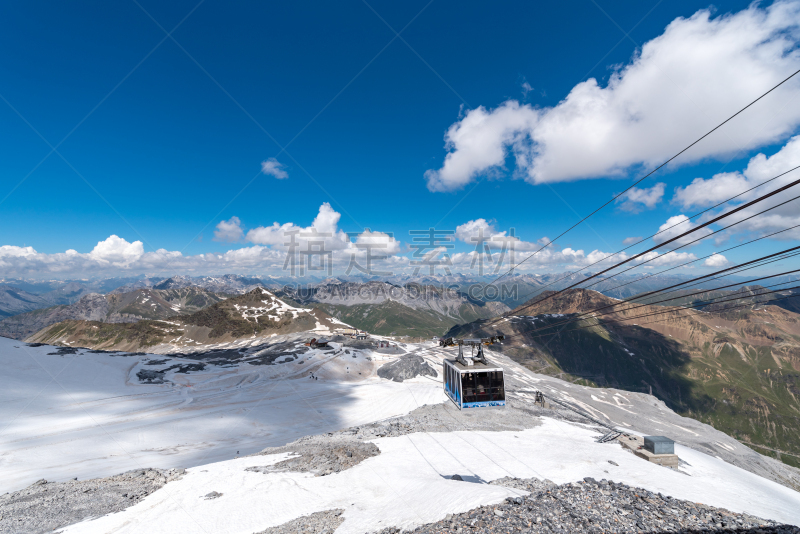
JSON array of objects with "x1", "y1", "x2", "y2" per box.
[{"x1": 443, "y1": 358, "x2": 503, "y2": 372}]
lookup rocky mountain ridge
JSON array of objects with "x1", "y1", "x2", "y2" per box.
[
  {"x1": 0, "y1": 287, "x2": 227, "y2": 340},
  {"x1": 26, "y1": 287, "x2": 344, "y2": 351},
  {"x1": 111, "y1": 274, "x2": 268, "y2": 295}
]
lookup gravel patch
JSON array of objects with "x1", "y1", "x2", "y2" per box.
[
  {"x1": 331, "y1": 399, "x2": 586, "y2": 441},
  {"x1": 47, "y1": 347, "x2": 80, "y2": 355},
  {"x1": 248, "y1": 435, "x2": 380, "y2": 476},
  {"x1": 136, "y1": 362, "x2": 206, "y2": 383},
  {"x1": 376, "y1": 354, "x2": 437, "y2": 382},
  {"x1": 0, "y1": 468, "x2": 184, "y2": 534},
  {"x1": 253, "y1": 509, "x2": 344, "y2": 534},
  {"x1": 370, "y1": 477, "x2": 799, "y2": 533}
]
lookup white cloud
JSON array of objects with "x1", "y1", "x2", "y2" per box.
[
  {"x1": 0, "y1": 232, "x2": 690, "y2": 278},
  {"x1": 0, "y1": 204, "x2": 406, "y2": 278},
  {"x1": 261, "y1": 158, "x2": 289, "y2": 179},
  {"x1": 88, "y1": 235, "x2": 144, "y2": 266},
  {"x1": 425, "y1": 102, "x2": 538, "y2": 192},
  {"x1": 672, "y1": 135, "x2": 800, "y2": 240},
  {"x1": 425, "y1": 2, "x2": 800, "y2": 191},
  {"x1": 622, "y1": 236, "x2": 642, "y2": 245},
  {"x1": 246, "y1": 202, "x2": 350, "y2": 250},
  {"x1": 652, "y1": 215, "x2": 712, "y2": 247},
  {"x1": 242, "y1": 204, "x2": 405, "y2": 274},
  {"x1": 454, "y1": 218, "x2": 538, "y2": 251},
  {"x1": 214, "y1": 216, "x2": 244, "y2": 243},
  {"x1": 521, "y1": 80, "x2": 533, "y2": 98},
  {"x1": 352, "y1": 230, "x2": 401, "y2": 255},
  {"x1": 704, "y1": 253, "x2": 729, "y2": 267},
  {"x1": 455, "y1": 218, "x2": 493, "y2": 242},
  {"x1": 674, "y1": 172, "x2": 750, "y2": 209},
  {"x1": 0, "y1": 245, "x2": 37, "y2": 258},
  {"x1": 635, "y1": 250, "x2": 697, "y2": 267},
  {"x1": 450, "y1": 218, "x2": 651, "y2": 272},
  {"x1": 616, "y1": 183, "x2": 665, "y2": 212},
  {"x1": 0, "y1": 239, "x2": 287, "y2": 278},
  {"x1": 448, "y1": 244, "x2": 631, "y2": 271}
]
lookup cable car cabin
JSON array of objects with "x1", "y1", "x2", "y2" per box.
[{"x1": 443, "y1": 358, "x2": 505, "y2": 409}]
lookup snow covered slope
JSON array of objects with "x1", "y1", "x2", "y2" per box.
[
  {"x1": 0, "y1": 335, "x2": 443, "y2": 492},
  {"x1": 5, "y1": 334, "x2": 800, "y2": 533},
  {"x1": 61, "y1": 419, "x2": 800, "y2": 534}
]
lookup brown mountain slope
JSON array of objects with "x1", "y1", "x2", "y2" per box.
[
  {"x1": 448, "y1": 289, "x2": 800, "y2": 468},
  {"x1": 27, "y1": 288, "x2": 345, "y2": 351},
  {"x1": 0, "y1": 287, "x2": 226, "y2": 340}
]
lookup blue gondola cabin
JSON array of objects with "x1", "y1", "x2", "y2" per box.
[{"x1": 443, "y1": 358, "x2": 505, "y2": 409}]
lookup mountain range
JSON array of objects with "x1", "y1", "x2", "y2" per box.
[
  {"x1": 0, "y1": 282, "x2": 97, "y2": 318},
  {"x1": 5, "y1": 271, "x2": 794, "y2": 320},
  {"x1": 275, "y1": 280, "x2": 509, "y2": 337}
]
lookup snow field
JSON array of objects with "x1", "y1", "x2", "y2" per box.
[
  {"x1": 62, "y1": 418, "x2": 800, "y2": 534},
  {"x1": 0, "y1": 337, "x2": 443, "y2": 493}
]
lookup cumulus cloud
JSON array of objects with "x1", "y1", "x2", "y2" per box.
[
  {"x1": 0, "y1": 239, "x2": 276, "y2": 278},
  {"x1": 454, "y1": 218, "x2": 538, "y2": 251},
  {"x1": 622, "y1": 236, "x2": 642, "y2": 245},
  {"x1": 243, "y1": 204, "x2": 405, "y2": 275},
  {"x1": 455, "y1": 218, "x2": 493, "y2": 242},
  {"x1": 674, "y1": 172, "x2": 750, "y2": 209},
  {"x1": 425, "y1": 2, "x2": 800, "y2": 192},
  {"x1": 425, "y1": 102, "x2": 538, "y2": 192},
  {"x1": 246, "y1": 202, "x2": 350, "y2": 250},
  {"x1": 214, "y1": 216, "x2": 244, "y2": 242},
  {"x1": 88, "y1": 235, "x2": 144, "y2": 266},
  {"x1": 352, "y1": 229, "x2": 401, "y2": 255},
  {"x1": 261, "y1": 158, "x2": 289, "y2": 179},
  {"x1": 652, "y1": 215, "x2": 713, "y2": 247},
  {"x1": 0, "y1": 201, "x2": 762, "y2": 279},
  {"x1": 0, "y1": 245, "x2": 37, "y2": 258},
  {"x1": 616, "y1": 183, "x2": 665, "y2": 212},
  {"x1": 0, "y1": 231, "x2": 694, "y2": 279},
  {"x1": 671, "y1": 135, "x2": 800, "y2": 240},
  {"x1": 704, "y1": 253, "x2": 729, "y2": 267},
  {"x1": 635, "y1": 250, "x2": 697, "y2": 267}
]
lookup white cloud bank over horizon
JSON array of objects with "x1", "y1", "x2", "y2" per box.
[
  {"x1": 425, "y1": 1, "x2": 800, "y2": 192},
  {"x1": 1, "y1": 211, "x2": 714, "y2": 279},
  {"x1": 0, "y1": 204, "x2": 406, "y2": 279},
  {"x1": 450, "y1": 218, "x2": 706, "y2": 272}
]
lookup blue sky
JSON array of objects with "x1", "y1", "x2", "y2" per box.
[{"x1": 2, "y1": 0, "x2": 800, "y2": 279}]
